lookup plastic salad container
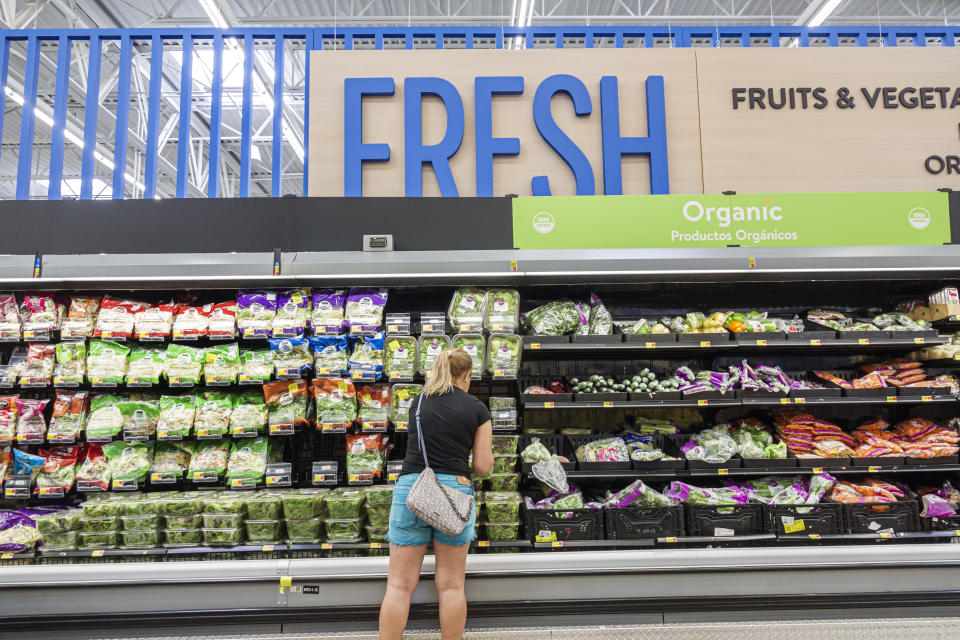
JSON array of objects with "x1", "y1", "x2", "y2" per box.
[
  {"x1": 121, "y1": 529, "x2": 162, "y2": 548},
  {"x1": 81, "y1": 496, "x2": 124, "y2": 518},
  {"x1": 164, "y1": 515, "x2": 201, "y2": 529},
  {"x1": 285, "y1": 517, "x2": 322, "y2": 542},
  {"x1": 78, "y1": 531, "x2": 119, "y2": 549},
  {"x1": 120, "y1": 514, "x2": 161, "y2": 530},
  {"x1": 201, "y1": 513, "x2": 243, "y2": 529},
  {"x1": 418, "y1": 334, "x2": 451, "y2": 376},
  {"x1": 80, "y1": 516, "x2": 118, "y2": 533},
  {"x1": 365, "y1": 504, "x2": 391, "y2": 528},
  {"x1": 364, "y1": 485, "x2": 395, "y2": 507},
  {"x1": 366, "y1": 525, "x2": 388, "y2": 543},
  {"x1": 325, "y1": 518, "x2": 364, "y2": 542},
  {"x1": 281, "y1": 489, "x2": 326, "y2": 519},
  {"x1": 325, "y1": 488, "x2": 365, "y2": 520},
  {"x1": 484, "y1": 522, "x2": 521, "y2": 542},
  {"x1": 246, "y1": 492, "x2": 284, "y2": 520},
  {"x1": 452, "y1": 334, "x2": 486, "y2": 377},
  {"x1": 489, "y1": 473, "x2": 520, "y2": 492},
  {"x1": 200, "y1": 493, "x2": 247, "y2": 515},
  {"x1": 246, "y1": 520, "x2": 283, "y2": 543},
  {"x1": 158, "y1": 494, "x2": 201, "y2": 516},
  {"x1": 492, "y1": 455, "x2": 517, "y2": 474},
  {"x1": 42, "y1": 530, "x2": 78, "y2": 550},
  {"x1": 202, "y1": 527, "x2": 243, "y2": 545},
  {"x1": 163, "y1": 528, "x2": 202, "y2": 547},
  {"x1": 482, "y1": 492, "x2": 522, "y2": 523},
  {"x1": 34, "y1": 509, "x2": 81, "y2": 534},
  {"x1": 491, "y1": 436, "x2": 519, "y2": 455},
  {"x1": 118, "y1": 497, "x2": 163, "y2": 516}
]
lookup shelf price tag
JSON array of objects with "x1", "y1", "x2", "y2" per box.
[
  {"x1": 867, "y1": 466, "x2": 880, "y2": 473},
  {"x1": 262, "y1": 545, "x2": 275, "y2": 552},
  {"x1": 394, "y1": 422, "x2": 408, "y2": 432},
  {"x1": 369, "y1": 542, "x2": 383, "y2": 549},
  {"x1": 782, "y1": 520, "x2": 806, "y2": 534},
  {"x1": 779, "y1": 398, "x2": 791, "y2": 405},
  {"x1": 0, "y1": 552, "x2": 13, "y2": 559},
  {"x1": 386, "y1": 461, "x2": 402, "y2": 484},
  {"x1": 321, "y1": 543, "x2": 333, "y2": 550},
  {"x1": 794, "y1": 398, "x2": 806, "y2": 404},
  {"x1": 878, "y1": 532, "x2": 893, "y2": 539},
  {"x1": 477, "y1": 541, "x2": 490, "y2": 548},
  {"x1": 543, "y1": 402, "x2": 555, "y2": 409},
  {"x1": 808, "y1": 534, "x2": 822, "y2": 540},
  {"x1": 602, "y1": 402, "x2": 614, "y2": 408},
  {"x1": 644, "y1": 342, "x2": 656, "y2": 349},
  {"x1": 914, "y1": 337, "x2": 926, "y2": 344},
  {"x1": 699, "y1": 341, "x2": 711, "y2": 348},
  {"x1": 91, "y1": 550, "x2": 105, "y2": 558},
  {"x1": 551, "y1": 541, "x2": 564, "y2": 548},
  {"x1": 886, "y1": 396, "x2": 897, "y2": 403},
  {"x1": 755, "y1": 339, "x2": 767, "y2": 346},
  {"x1": 312, "y1": 461, "x2": 338, "y2": 486},
  {"x1": 812, "y1": 467, "x2": 824, "y2": 474},
  {"x1": 809, "y1": 339, "x2": 821, "y2": 346},
  {"x1": 529, "y1": 343, "x2": 541, "y2": 350},
  {"x1": 697, "y1": 400, "x2": 709, "y2": 406},
  {"x1": 717, "y1": 469, "x2": 729, "y2": 476},
  {"x1": 264, "y1": 463, "x2": 292, "y2": 487},
  {"x1": 663, "y1": 537, "x2": 678, "y2": 544},
  {"x1": 921, "y1": 396, "x2": 933, "y2": 402},
  {"x1": 858, "y1": 339, "x2": 870, "y2": 345}
]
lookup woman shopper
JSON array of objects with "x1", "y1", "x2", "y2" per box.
[{"x1": 378, "y1": 348, "x2": 494, "y2": 640}]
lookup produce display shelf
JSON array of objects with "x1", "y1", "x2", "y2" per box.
[
  {"x1": 523, "y1": 336, "x2": 947, "y2": 354},
  {"x1": 556, "y1": 463, "x2": 960, "y2": 482},
  {"x1": 523, "y1": 396, "x2": 957, "y2": 410}
]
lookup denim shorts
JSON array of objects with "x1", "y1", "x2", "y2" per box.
[{"x1": 387, "y1": 472, "x2": 476, "y2": 547}]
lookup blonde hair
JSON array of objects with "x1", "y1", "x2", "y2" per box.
[{"x1": 424, "y1": 348, "x2": 473, "y2": 396}]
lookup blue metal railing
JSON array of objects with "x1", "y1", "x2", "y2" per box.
[{"x1": 0, "y1": 25, "x2": 955, "y2": 201}]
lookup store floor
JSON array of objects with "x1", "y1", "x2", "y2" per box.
[{"x1": 29, "y1": 618, "x2": 959, "y2": 640}]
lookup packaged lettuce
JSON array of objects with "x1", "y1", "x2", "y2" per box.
[
  {"x1": 326, "y1": 518, "x2": 363, "y2": 542},
  {"x1": 0, "y1": 395, "x2": 14, "y2": 440},
  {"x1": 237, "y1": 290, "x2": 277, "y2": 338},
  {"x1": 311, "y1": 377, "x2": 357, "y2": 426},
  {"x1": 345, "y1": 288, "x2": 388, "y2": 334},
  {"x1": 60, "y1": 296, "x2": 98, "y2": 338},
  {"x1": 35, "y1": 445, "x2": 80, "y2": 494},
  {"x1": 156, "y1": 395, "x2": 196, "y2": 438},
  {"x1": 366, "y1": 525, "x2": 388, "y2": 543},
  {"x1": 521, "y1": 438, "x2": 552, "y2": 464},
  {"x1": 588, "y1": 293, "x2": 614, "y2": 335},
  {"x1": 282, "y1": 489, "x2": 327, "y2": 518},
  {"x1": 484, "y1": 522, "x2": 520, "y2": 541},
  {"x1": 117, "y1": 400, "x2": 159, "y2": 438},
  {"x1": 85, "y1": 394, "x2": 124, "y2": 439},
  {"x1": 418, "y1": 334, "x2": 451, "y2": 376},
  {"x1": 384, "y1": 335, "x2": 417, "y2": 380},
  {"x1": 173, "y1": 305, "x2": 211, "y2": 338},
  {"x1": 194, "y1": 392, "x2": 233, "y2": 437},
  {"x1": 491, "y1": 436, "x2": 519, "y2": 455},
  {"x1": 16, "y1": 397, "x2": 50, "y2": 441},
  {"x1": 189, "y1": 442, "x2": 230, "y2": 477},
  {"x1": 202, "y1": 513, "x2": 242, "y2": 528},
  {"x1": 126, "y1": 346, "x2": 164, "y2": 384},
  {"x1": 287, "y1": 517, "x2": 322, "y2": 542},
  {"x1": 81, "y1": 494, "x2": 123, "y2": 518},
  {"x1": 208, "y1": 301, "x2": 237, "y2": 338},
  {"x1": 365, "y1": 504, "x2": 390, "y2": 528},
  {"x1": 365, "y1": 484, "x2": 394, "y2": 507},
  {"x1": 230, "y1": 392, "x2": 268, "y2": 435},
  {"x1": 484, "y1": 289, "x2": 519, "y2": 332},
  {"x1": 120, "y1": 529, "x2": 161, "y2": 548},
  {"x1": 246, "y1": 492, "x2": 284, "y2": 520},
  {"x1": 348, "y1": 333, "x2": 384, "y2": 376},
  {"x1": 48, "y1": 390, "x2": 89, "y2": 441},
  {"x1": 264, "y1": 379, "x2": 309, "y2": 430},
  {"x1": 521, "y1": 300, "x2": 581, "y2": 336},
  {"x1": 493, "y1": 455, "x2": 516, "y2": 474},
  {"x1": 268, "y1": 337, "x2": 312, "y2": 376},
  {"x1": 489, "y1": 473, "x2": 519, "y2": 492},
  {"x1": 54, "y1": 341, "x2": 86, "y2": 385},
  {"x1": 120, "y1": 514, "x2": 161, "y2": 531},
  {"x1": 151, "y1": 441, "x2": 194, "y2": 478},
  {"x1": 311, "y1": 290, "x2": 346, "y2": 334},
  {"x1": 310, "y1": 335, "x2": 349, "y2": 375},
  {"x1": 202, "y1": 527, "x2": 242, "y2": 545},
  {"x1": 80, "y1": 515, "x2": 118, "y2": 533},
  {"x1": 345, "y1": 433, "x2": 388, "y2": 481},
  {"x1": 357, "y1": 384, "x2": 391, "y2": 426},
  {"x1": 390, "y1": 384, "x2": 422, "y2": 425},
  {"x1": 483, "y1": 492, "x2": 521, "y2": 523},
  {"x1": 239, "y1": 348, "x2": 273, "y2": 383},
  {"x1": 164, "y1": 344, "x2": 203, "y2": 384},
  {"x1": 448, "y1": 288, "x2": 488, "y2": 331},
  {"x1": 76, "y1": 443, "x2": 111, "y2": 490},
  {"x1": 20, "y1": 292, "x2": 59, "y2": 332},
  {"x1": 486, "y1": 334, "x2": 521, "y2": 377},
  {"x1": 326, "y1": 487, "x2": 365, "y2": 519},
  {"x1": 157, "y1": 493, "x2": 201, "y2": 516},
  {"x1": 273, "y1": 288, "x2": 311, "y2": 337},
  {"x1": 246, "y1": 519, "x2": 282, "y2": 543},
  {"x1": 452, "y1": 334, "x2": 485, "y2": 378},
  {"x1": 228, "y1": 437, "x2": 280, "y2": 481},
  {"x1": 86, "y1": 339, "x2": 129, "y2": 383},
  {"x1": 163, "y1": 528, "x2": 201, "y2": 546},
  {"x1": 103, "y1": 441, "x2": 153, "y2": 482},
  {"x1": 203, "y1": 342, "x2": 240, "y2": 383},
  {"x1": 78, "y1": 530, "x2": 118, "y2": 549},
  {"x1": 134, "y1": 302, "x2": 175, "y2": 339}
]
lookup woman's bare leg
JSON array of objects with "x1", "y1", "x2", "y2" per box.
[
  {"x1": 378, "y1": 543, "x2": 427, "y2": 640},
  {"x1": 433, "y1": 541, "x2": 470, "y2": 640}
]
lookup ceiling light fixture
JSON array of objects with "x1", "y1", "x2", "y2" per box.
[
  {"x1": 198, "y1": 0, "x2": 230, "y2": 29},
  {"x1": 806, "y1": 0, "x2": 843, "y2": 27}
]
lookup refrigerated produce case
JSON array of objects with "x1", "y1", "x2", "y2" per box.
[{"x1": 5, "y1": 242, "x2": 960, "y2": 637}]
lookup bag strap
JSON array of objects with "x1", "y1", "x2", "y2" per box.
[{"x1": 415, "y1": 393, "x2": 429, "y2": 468}]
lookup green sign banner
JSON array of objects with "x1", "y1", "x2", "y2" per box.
[{"x1": 512, "y1": 192, "x2": 951, "y2": 249}]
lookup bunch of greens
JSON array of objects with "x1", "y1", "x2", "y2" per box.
[
  {"x1": 588, "y1": 293, "x2": 614, "y2": 335},
  {"x1": 521, "y1": 300, "x2": 581, "y2": 336}
]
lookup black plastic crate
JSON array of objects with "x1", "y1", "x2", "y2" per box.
[
  {"x1": 766, "y1": 503, "x2": 845, "y2": 535},
  {"x1": 573, "y1": 391, "x2": 627, "y2": 403},
  {"x1": 686, "y1": 504, "x2": 765, "y2": 537},
  {"x1": 887, "y1": 329, "x2": 938, "y2": 341},
  {"x1": 796, "y1": 457, "x2": 850, "y2": 468},
  {"x1": 519, "y1": 434, "x2": 576, "y2": 473},
  {"x1": 571, "y1": 334, "x2": 623, "y2": 344},
  {"x1": 789, "y1": 387, "x2": 843, "y2": 399},
  {"x1": 786, "y1": 329, "x2": 837, "y2": 342},
  {"x1": 676, "y1": 332, "x2": 731, "y2": 344},
  {"x1": 836, "y1": 330, "x2": 888, "y2": 343},
  {"x1": 739, "y1": 389, "x2": 789, "y2": 399},
  {"x1": 519, "y1": 376, "x2": 572, "y2": 404},
  {"x1": 525, "y1": 507, "x2": 604, "y2": 543},
  {"x1": 624, "y1": 333, "x2": 676, "y2": 344},
  {"x1": 898, "y1": 386, "x2": 954, "y2": 398},
  {"x1": 605, "y1": 505, "x2": 684, "y2": 540},
  {"x1": 523, "y1": 335, "x2": 569, "y2": 345},
  {"x1": 925, "y1": 514, "x2": 960, "y2": 531},
  {"x1": 741, "y1": 454, "x2": 798, "y2": 469},
  {"x1": 904, "y1": 454, "x2": 959, "y2": 466},
  {"x1": 567, "y1": 434, "x2": 631, "y2": 470},
  {"x1": 850, "y1": 456, "x2": 905, "y2": 467},
  {"x1": 680, "y1": 389, "x2": 736, "y2": 400},
  {"x1": 734, "y1": 332, "x2": 787, "y2": 345},
  {"x1": 845, "y1": 501, "x2": 921, "y2": 534},
  {"x1": 629, "y1": 390, "x2": 682, "y2": 402}
]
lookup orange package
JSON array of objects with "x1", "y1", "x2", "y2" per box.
[
  {"x1": 853, "y1": 372, "x2": 886, "y2": 389},
  {"x1": 813, "y1": 371, "x2": 851, "y2": 389},
  {"x1": 860, "y1": 364, "x2": 894, "y2": 375},
  {"x1": 812, "y1": 439, "x2": 855, "y2": 458},
  {"x1": 887, "y1": 358, "x2": 922, "y2": 370}
]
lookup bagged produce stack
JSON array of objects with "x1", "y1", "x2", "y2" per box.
[
  {"x1": 487, "y1": 434, "x2": 520, "y2": 492},
  {"x1": 282, "y1": 488, "x2": 328, "y2": 544},
  {"x1": 78, "y1": 493, "x2": 122, "y2": 549},
  {"x1": 158, "y1": 492, "x2": 203, "y2": 547},
  {"x1": 364, "y1": 485, "x2": 394, "y2": 542},
  {"x1": 323, "y1": 487, "x2": 365, "y2": 543},
  {"x1": 34, "y1": 507, "x2": 82, "y2": 551},
  {"x1": 200, "y1": 493, "x2": 246, "y2": 546},
  {"x1": 244, "y1": 490, "x2": 286, "y2": 544},
  {"x1": 773, "y1": 412, "x2": 856, "y2": 458}
]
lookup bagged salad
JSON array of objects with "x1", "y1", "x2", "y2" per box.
[
  {"x1": 237, "y1": 290, "x2": 277, "y2": 338},
  {"x1": 103, "y1": 440, "x2": 154, "y2": 482},
  {"x1": 0, "y1": 293, "x2": 20, "y2": 336},
  {"x1": 226, "y1": 437, "x2": 280, "y2": 480},
  {"x1": 418, "y1": 334, "x2": 450, "y2": 376},
  {"x1": 273, "y1": 288, "x2": 311, "y2": 337},
  {"x1": 126, "y1": 346, "x2": 165, "y2": 384},
  {"x1": 95, "y1": 296, "x2": 147, "y2": 338},
  {"x1": 453, "y1": 334, "x2": 485, "y2": 378},
  {"x1": 263, "y1": 379, "x2": 309, "y2": 430},
  {"x1": 680, "y1": 424, "x2": 739, "y2": 464},
  {"x1": 0, "y1": 511, "x2": 41, "y2": 553},
  {"x1": 310, "y1": 335, "x2": 349, "y2": 375},
  {"x1": 348, "y1": 333, "x2": 384, "y2": 377},
  {"x1": 206, "y1": 301, "x2": 237, "y2": 338},
  {"x1": 357, "y1": 384, "x2": 391, "y2": 427},
  {"x1": 116, "y1": 400, "x2": 159, "y2": 439},
  {"x1": 203, "y1": 342, "x2": 240, "y2": 383},
  {"x1": 384, "y1": 335, "x2": 417, "y2": 380},
  {"x1": 574, "y1": 437, "x2": 630, "y2": 463},
  {"x1": 16, "y1": 398, "x2": 49, "y2": 441},
  {"x1": 188, "y1": 441, "x2": 230, "y2": 477},
  {"x1": 164, "y1": 344, "x2": 203, "y2": 384},
  {"x1": 239, "y1": 348, "x2": 273, "y2": 383},
  {"x1": 268, "y1": 336, "x2": 312, "y2": 376},
  {"x1": 85, "y1": 340, "x2": 128, "y2": 384},
  {"x1": 390, "y1": 384, "x2": 422, "y2": 426},
  {"x1": 21, "y1": 343, "x2": 55, "y2": 382},
  {"x1": 345, "y1": 433, "x2": 389, "y2": 481},
  {"x1": 85, "y1": 395, "x2": 124, "y2": 439},
  {"x1": 20, "y1": 292, "x2": 60, "y2": 333},
  {"x1": 193, "y1": 391, "x2": 233, "y2": 437},
  {"x1": 48, "y1": 391, "x2": 89, "y2": 441},
  {"x1": 588, "y1": 293, "x2": 614, "y2": 335},
  {"x1": 521, "y1": 300, "x2": 581, "y2": 336},
  {"x1": 311, "y1": 377, "x2": 356, "y2": 426},
  {"x1": 35, "y1": 445, "x2": 80, "y2": 494},
  {"x1": 76, "y1": 443, "x2": 111, "y2": 491},
  {"x1": 311, "y1": 290, "x2": 346, "y2": 334},
  {"x1": 345, "y1": 288, "x2": 388, "y2": 334},
  {"x1": 230, "y1": 391, "x2": 268, "y2": 435},
  {"x1": 156, "y1": 395, "x2": 197, "y2": 439},
  {"x1": 0, "y1": 396, "x2": 15, "y2": 441},
  {"x1": 134, "y1": 302, "x2": 175, "y2": 339},
  {"x1": 172, "y1": 304, "x2": 211, "y2": 338},
  {"x1": 484, "y1": 289, "x2": 519, "y2": 332},
  {"x1": 14, "y1": 448, "x2": 45, "y2": 478},
  {"x1": 151, "y1": 441, "x2": 194, "y2": 478},
  {"x1": 448, "y1": 288, "x2": 487, "y2": 331},
  {"x1": 486, "y1": 334, "x2": 521, "y2": 377},
  {"x1": 53, "y1": 341, "x2": 86, "y2": 385}
]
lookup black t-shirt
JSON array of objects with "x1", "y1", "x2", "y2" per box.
[{"x1": 401, "y1": 388, "x2": 491, "y2": 477}]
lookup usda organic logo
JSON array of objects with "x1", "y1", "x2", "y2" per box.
[
  {"x1": 908, "y1": 207, "x2": 931, "y2": 230},
  {"x1": 532, "y1": 212, "x2": 555, "y2": 234}
]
